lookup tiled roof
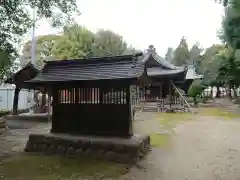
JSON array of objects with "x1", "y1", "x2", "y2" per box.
[
  {"x1": 141, "y1": 45, "x2": 187, "y2": 78},
  {"x1": 142, "y1": 46, "x2": 203, "y2": 79},
  {"x1": 147, "y1": 67, "x2": 186, "y2": 77},
  {"x1": 142, "y1": 45, "x2": 180, "y2": 70},
  {"x1": 185, "y1": 66, "x2": 203, "y2": 80},
  {"x1": 5, "y1": 63, "x2": 40, "y2": 84},
  {"x1": 25, "y1": 53, "x2": 145, "y2": 83}
]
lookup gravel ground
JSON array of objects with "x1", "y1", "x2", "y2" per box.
[
  {"x1": 2, "y1": 113, "x2": 240, "y2": 180},
  {"x1": 122, "y1": 115, "x2": 240, "y2": 180},
  {"x1": 162, "y1": 116, "x2": 240, "y2": 180},
  {"x1": 0, "y1": 120, "x2": 50, "y2": 159}
]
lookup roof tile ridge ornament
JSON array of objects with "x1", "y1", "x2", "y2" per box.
[
  {"x1": 131, "y1": 50, "x2": 137, "y2": 68},
  {"x1": 147, "y1": 44, "x2": 156, "y2": 55}
]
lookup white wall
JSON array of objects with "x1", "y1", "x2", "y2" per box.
[
  {"x1": 203, "y1": 86, "x2": 240, "y2": 98},
  {"x1": 0, "y1": 84, "x2": 34, "y2": 111}
]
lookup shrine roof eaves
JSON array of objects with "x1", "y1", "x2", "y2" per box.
[
  {"x1": 5, "y1": 62, "x2": 40, "y2": 85},
  {"x1": 147, "y1": 67, "x2": 187, "y2": 77},
  {"x1": 25, "y1": 53, "x2": 145, "y2": 83}
]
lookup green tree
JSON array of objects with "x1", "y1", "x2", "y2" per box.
[
  {"x1": 217, "y1": 4, "x2": 240, "y2": 98},
  {"x1": 173, "y1": 37, "x2": 190, "y2": 66},
  {"x1": 20, "y1": 24, "x2": 135, "y2": 65},
  {"x1": 188, "y1": 79, "x2": 206, "y2": 105},
  {"x1": 189, "y1": 43, "x2": 203, "y2": 65},
  {"x1": 93, "y1": 29, "x2": 128, "y2": 56},
  {"x1": 165, "y1": 47, "x2": 174, "y2": 63},
  {"x1": 1, "y1": 0, "x2": 79, "y2": 80},
  {"x1": 216, "y1": 0, "x2": 240, "y2": 10},
  {"x1": 218, "y1": 47, "x2": 240, "y2": 98},
  {"x1": 222, "y1": 7, "x2": 240, "y2": 49},
  {"x1": 52, "y1": 25, "x2": 95, "y2": 59},
  {"x1": 21, "y1": 35, "x2": 61, "y2": 68},
  {"x1": 197, "y1": 44, "x2": 226, "y2": 97}
]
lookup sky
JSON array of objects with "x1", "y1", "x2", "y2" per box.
[{"x1": 33, "y1": 0, "x2": 224, "y2": 56}]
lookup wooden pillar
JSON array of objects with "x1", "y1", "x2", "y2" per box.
[
  {"x1": 126, "y1": 85, "x2": 133, "y2": 137},
  {"x1": 160, "y1": 83, "x2": 163, "y2": 111},
  {"x1": 12, "y1": 85, "x2": 20, "y2": 115},
  {"x1": 40, "y1": 88, "x2": 47, "y2": 113},
  {"x1": 169, "y1": 81, "x2": 172, "y2": 108},
  {"x1": 75, "y1": 87, "x2": 79, "y2": 104},
  {"x1": 50, "y1": 87, "x2": 58, "y2": 133},
  {"x1": 47, "y1": 94, "x2": 51, "y2": 122},
  {"x1": 99, "y1": 86, "x2": 103, "y2": 104}
]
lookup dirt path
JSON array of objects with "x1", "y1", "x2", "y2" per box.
[
  {"x1": 122, "y1": 115, "x2": 240, "y2": 180},
  {"x1": 162, "y1": 117, "x2": 240, "y2": 180},
  {"x1": 0, "y1": 120, "x2": 50, "y2": 159},
  {"x1": 2, "y1": 114, "x2": 240, "y2": 180}
]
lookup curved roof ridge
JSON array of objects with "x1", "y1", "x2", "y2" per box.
[{"x1": 151, "y1": 53, "x2": 179, "y2": 70}]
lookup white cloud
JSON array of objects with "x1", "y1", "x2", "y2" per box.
[{"x1": 33, "y1": 0, "x2": 224, "y2": 56}]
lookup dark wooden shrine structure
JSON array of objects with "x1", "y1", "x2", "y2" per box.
[
  {"x1": 134, "y1": 45, "x2": 203, "y2": 112},
  {"x1": 5, "y1": 63, "x2": 39, "y2": 114},
  {"x1": 23, "y1": 53, "x2": 150, "y2": 163},
  {"x1": 140, "y1": 45, "x2": 188, "y2": 102},
  {"x1": 24, "y1": 53, "x2": 146, "y2": 137}
]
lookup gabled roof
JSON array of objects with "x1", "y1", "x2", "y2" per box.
[
  {"x1": 142, "y1": 45, "x2": 187, "y2": 77},
  {"x1": 142, "y1": 45, "x2": 204, "y2": 80},
  {"x1": 183, "y1": 65, "x2": 203, "y2": 80},
  {"x1": 147, "y1": 67, "x2": 187, "y2": 77},
  {"x1": 25, "y1": 53, "x2": 145, "y2": 83},
  {"x1": 142, "y1": 52, "x2": 178, "y2": 70},
  {"x1": 5, "y1": 63, "x2": 40, "y2": 85}
]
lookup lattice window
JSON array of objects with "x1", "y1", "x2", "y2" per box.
[
  {"x1": 102, "y1": 87, "x2": 127, "y2": 104},
  {"x1": 78, "y1": 87, "x2": 100, "y2": 104},
  {"x1": 57, "y1": 87, "x2": 127, "y2": 104},
  {"x1": 58, "y1": 87, "x2": 100, "y2": 104}
]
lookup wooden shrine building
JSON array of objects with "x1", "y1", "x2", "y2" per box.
[
  {"x1": 140, "y1": 45, "x2": 187, "y2": 100},
  {"x1": 23, "y1": 53, "x2": 148, "y2": 137},
  {"x1": 5, "y1": 63, "x2": 39, "y2": 114},
  {"x1": 23, "y1": 53, "x2": 150, "y2": 163},
  {"x1": 135, "y1": 45, "x2": 203, "y2": 112}
]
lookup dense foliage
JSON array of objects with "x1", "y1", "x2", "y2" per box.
[
  {"x1": 216, "y1": 0, "x2": 240, "y2": 9},
  {"x1": 188, "y1": 80, "x2": 207, "y2": 104},
  {"x1": 2, "y1": 0, "x2": 240, "y2": 97},
  {"x1": 0, "y1": 0, "x2": 79, "y2": 79},
  {"x1": 20, "y1": 24, "x2": 137, "y2": 68}
]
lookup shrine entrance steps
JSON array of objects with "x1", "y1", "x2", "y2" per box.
[
  {"x1": 134, "y1": 101, "x2": 188, "y2": 112},
  {"x1": 24, "y1": 133, "x2": 150, "y2": 164}
]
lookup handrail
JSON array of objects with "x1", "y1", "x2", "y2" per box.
[{"x1": 171, "y1": 81, "x2": 193, "y2": 113}]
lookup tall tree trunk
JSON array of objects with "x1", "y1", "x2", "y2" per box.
[
  {"x1": 216, "y1": 86, "x2": 221, "y2": 98},
  {"x1": 12, "y1": 86, "x2": 20, "y2": 115}
]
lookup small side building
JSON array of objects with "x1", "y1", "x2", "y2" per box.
[
  {"x1": 135, "y1": 45, "x2": 203, "y2": 112},
  {"x1": 23, "y1": 53, "x2": 151, "y2": 163},
  {"x1": 5, "y1": 63, "x2": 39, "y2": 114}
]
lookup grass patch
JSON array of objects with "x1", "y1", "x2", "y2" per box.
[
  {"x1": 150, "y1": 133, "x2": 170, "y2": 147},
  {"x1": 198, "y1": 108, "x2": 240, "y2": 119},
  {"x1": 156, "y1": 112, "x2": 193, "y2": 130},
  {"x1": 0, "y1": 153, "x2": 129, "y2": 180}
]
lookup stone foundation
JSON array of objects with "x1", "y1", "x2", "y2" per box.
[
  {"x1": 0, "y1": 117, "x2": 7, "y2": 134},
  {"x1": 5, "y1": 113, "x2": 50, "y2": 122},
  {"x1": 24, "y1": 133, "x2": 150, "y2": 163}
]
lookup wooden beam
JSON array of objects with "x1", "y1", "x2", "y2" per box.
[{"x1": 12, "y1": 86, "x2": 20, "y2": 115}]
